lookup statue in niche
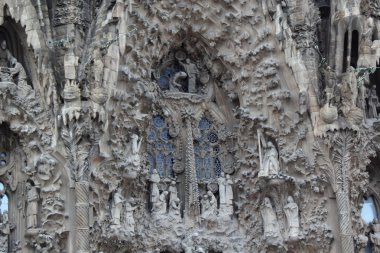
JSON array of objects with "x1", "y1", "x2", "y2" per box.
[
  {"x1": 26, "y1": 181, "x2": 39, "y2": 229},
  {"x1": 124, "y1": 198, "x2": 137, "y2": 236},
  {"x1": 168, "y1": 180, "x2": 177, "y2": 201},
  {"x1": 168, "y1": 180, "x2": 180, "y2": 217},
  {"x1": 225, "y1": 174, "x2": 234, "y2": 216},
  {"x1": 370, "y1": 218, "x2": 380, "y2": 253},
  {"x1": 338, "y1": 67, "x2": 364, "y2": 126},
  {"x1": 10, "y1": 57, "x2": 27, "y2": 86},
  {"x1": 158, "y1": 51, "x2": 209, "y2": 94},
  {"x1": 260, "y1": 197, "x2": 282, "y2": 243},
  {"x1": 150, "y1": 169, "x2": 160, "y2": 211},
  {"x1": 340, "y1": 67, "x2": 359, "y2": 108},
  {"x1": 168, "y1": 71, "x2": 187, "y2": 92},
  {"x1": 179, "y1": 58, "x2": 198, "y2": 93},
  {"x1": 201, "y1": 191, "x2": 217, "y2": 220},
  {"x1": 0, "y1": 41, "x2": 12, "y2": 66},
  {"x1": 169, "y1": 195, "x2": 181, "y2": 217},
  {"x1": 125, "y1": 133, "x2": 142, "y2": 173},
  {"x1": 367, "y1": 85, "x2": 380, "y2": 118},
  {"x1": 284, "y1": 196, "x2": 300, "y2": 239},
  {"x1": 111, "y1": 188, "x2": 124, "y2": 227},
  {"x1": 218, "y1": 172, "x2": 226, "y2": 206},
  {"x1": 258, "y1": 132, "x2": 280, "y2": 178},
  {"x1": 153, "y1": 191, "x2": 168, "y2": 215},
  {"x1": 0, "y1": 41, "x2": 17, "y2": 82},
  {"x1": 323, "y1": 66, "x2": 336, "y2": 106}
]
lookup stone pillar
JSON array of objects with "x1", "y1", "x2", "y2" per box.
[
  {"x1": 184, "y1": 117, "x2": 200, "y2": 226},
  {"x1": 336, "y1": 190, "x2": 354, "y2": 253},
  {"x1": 75, "y1": 181, "x2": 90, "y2": 253}
]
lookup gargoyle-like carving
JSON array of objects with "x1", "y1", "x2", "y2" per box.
[{"x1": 62, "y1": 80, "x2": 81, "y2": 125}]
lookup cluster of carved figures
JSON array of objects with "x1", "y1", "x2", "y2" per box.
[{"x1": 3, "y1": 0, "x2": 380, "y2": 252}]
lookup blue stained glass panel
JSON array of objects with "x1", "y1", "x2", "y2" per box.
[
  {"x1": 199, "y1": 117, "x2": 211, "y2": 130},
  {"x1": 147, "y1": 154, "x2": 155, "y2": 174},
  {"x1": 147, "y1": 129, "x2": 157, "y2": 141},
  {"x1": 155, "y1": 142, "x2": 164, "y2": 150},
  {"x1": 153, "y1": 115, "x2": 165, "y2": 128},
  {"x1": 195, "y1": 156, "x2": 201, "y2": 179},
  {"x1": 159, "y1": 76, "x2": 170, "y2": 89},
  {"x1": 194, "y1": 144, "x2": 200, "y2": 154},
  {"x1": 160, "y1": 129, "x2": 170, "y2": 141},
  {"x1": 204, "y1": 156, "x2": 212, "y2": 179},
  {"x1": 214, "y1": 157, "x2": 222, "y2": 177},
  {"x1": 156, "y1": 153, "x2": 165, "y2": 177},
  {"x1": 166, "y1": 143, "x2": 174, "y2": 152},
  {"x1": 166, "y1": 154, "x2": 174, "y2": 178}
]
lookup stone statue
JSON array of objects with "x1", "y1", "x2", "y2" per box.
[
  {"x1": 218, "y1": 172, "x2": 226, "y2": 205},
  {"x1": 284, "y1": 196, "x2": 300, "y2": 239},
  {"x1": 260, "y1": 197, "x2": 282, "y2": 243},
  {"x1": 258, "y1": 138, "x2": 280, "y2": 178},
  {"x1": 92, "y1": 49, "x2": 104, "y2": 87},
  {"x1": 200, "y1": 194, "x2": 210, "y2": 219},
  {"x1": 169, "y1": 71, "x2": 187, "y2": 92},
  {"x1": 371, "y1": 218, "x2": 380, "y2": 253},
  {"x1": 367, "y1": 85, "x2": 380, "y2": 118},
  {"x1": 201, "y1": 191, "x2": 217, "y2": 220},
  {"x1": 26, "y1": 182, "x2": 39, "y2": 229},
  {"x1": 111, "y1": 189, "x2": 124, "y2": 226},
  {"x1": 341, "y1": 67, "x2": 359, "y2": 107},
  {"x1": 0, "y1": 40, "x2": 12, "y2": 67},
  {"x1": 125, "y1": 133, "x2": 142, "y2": 172},
  {"x1": 153, "y1": 191, "x2": 168, "y2": 215},
  {"x1": 150, "y1": 169, "x2": 160, "y2": 211},
  {"x1": 169, "y1": 195, "x2": 181, "y2": 217},
  {"x1": 323, "y1": 66, "x2": 336, "y2": 105},
  {"x1": 168, "y1": 180, "x2": 177, "y2": 200},
  {"x1": 225, "y1": 174, "x2": 234, "y2": 216},
  {"x1": 124, "y1": 198, "x2": 137, "y2": 236},
  {"x1": 179, "y1": 58, "x2": 198, "y2": 93},
  {"x1": 9, "y1": 57, "x2": 27, "y2": 86}
]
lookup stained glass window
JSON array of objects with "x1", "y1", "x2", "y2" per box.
[
  {"x1": 147, "y1": 116, "x2": 174, "y2": 178},
  {"x1": 194, "y1": 117, "x2": 222, "y2": 180},
  {"x1": 0, "y1": 152, "x2": 7, "y2": 167}
]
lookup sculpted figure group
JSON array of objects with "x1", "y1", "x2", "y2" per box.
[
  {"x1": 261, "y1": 196, "x2": 300, "y2": 244},
  {"x1": 110, "y1": 188, "x2": 137, "y2": 236}
]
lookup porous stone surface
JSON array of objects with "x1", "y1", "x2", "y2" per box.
[{"x1": 0, "y1": 0, "x2": 379, "y2": 252}]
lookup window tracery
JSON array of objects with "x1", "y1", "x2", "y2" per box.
[
  {"x1": 147, "y1": 115, "x2": 175, "y2": 178},
  {"x1": 194, "y1": 117, "x2": 222, "y2": 180}
]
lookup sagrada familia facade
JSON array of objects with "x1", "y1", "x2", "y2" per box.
[{"x1": 0, "y1": 0, "x2": 380, "y2": 252}]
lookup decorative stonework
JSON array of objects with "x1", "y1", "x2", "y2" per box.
[{"x1": 0, "y1": 0, "x2": 379, "y2": 252}]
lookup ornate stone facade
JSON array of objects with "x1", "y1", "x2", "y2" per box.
[{"x1": 0, "y1": 0, "x2": 379, "y2": 252}]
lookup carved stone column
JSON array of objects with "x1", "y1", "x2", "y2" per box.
[
  {"x1": 75, "y1": 181, "x2": 90, "y2": 253},
  {"x1": 183, "y1": 115, "x2": 200, "y2": 226},
  {"x1": 314, "y1": 131, "x2": 355, "y2": 253}
]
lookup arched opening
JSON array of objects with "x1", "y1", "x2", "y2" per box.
[
  {"x1": 0, "y1": 182, "x2": 9, "y2": 253},
  {"x1": 343, "y1": 31, "x2": 348, "y2": 72},
  {"x1": 316, "y1": 0, "x2": 330, "y2": 58},
  {"x1": 351, "y1": 30, "x2": 359, "y2": 68}
]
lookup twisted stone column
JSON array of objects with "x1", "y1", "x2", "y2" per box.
[
  {"x1": 75, "y1": 181, "x2": 89, "y2": 253},
  {"x1": 184, "y1": 117, "x2": 200, "y2": 225}
]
